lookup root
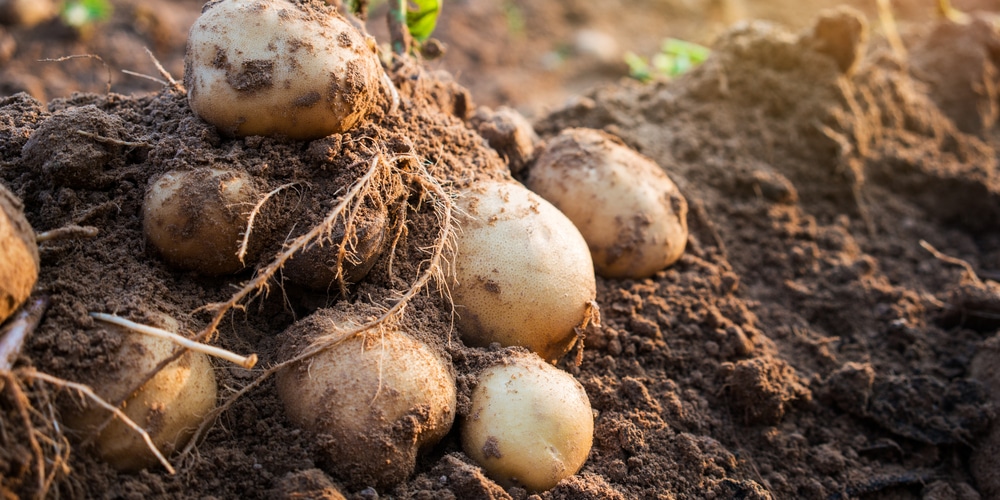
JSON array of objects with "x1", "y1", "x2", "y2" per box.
[
  {"x1": 920, "y1": 239, "x2": 982, "y2": 284},
  {"x1": 122, "y1": 47, "x2": 182, "y2": 90},
  {"x1": 875, "y1": 0, "x2": 907, "y2": 62},
  {"x1": 0, "y1": 298, "x2": 71, "y2": 499},
  {"x1": 17, "y1": 369, "x2": 176, "y2": 474},
  {"x1": 74, "y1": 130, "x2": 150, "y2": 148},
  {"x1": 39, "y1": 54, "x2": 111, "y2": 94},
  {"x1": 89, "y1": 313, "x2": 258, "y2": 368},
  {"x1": 35, "y1": 224, "x2": 98, "y2": 243},
  {"x1": 181, "y1": 152, "x2": 457, "y2": 457},
  {"x1": 195, "y1": 154, "x2": 386, "y2": 341},
  {"x1": 237, "y1": 182, "x2": 299, "y2": 266}
]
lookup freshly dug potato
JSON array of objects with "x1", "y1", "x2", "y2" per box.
[
  {"x1": 275, "y1": 308, "x2": 457, "y2": 488},
  {"x1": 62, "y1": 315, "x2": 218, "y2": 472},
  {"x1": 450, "y1": 181, "x2": 596, "y2": 362},
  {"x1": 143, "y1": 168, "x2": 265, "y2": 276},
  {"x1": 0, "y1": 183, "x2": 37, "y2": 324},
  {"x1": 528, "y1": 128, "x2": 689, "y2": 280},
  {"x1": 184, "y1": 0, "x2": 384, "y2": 140},
  {"x1": 462, "y1": 351, "x2": 594, "y2": 492},
  {"x1": 282, "y1": 203, "x2": 390, "y2": 291}
]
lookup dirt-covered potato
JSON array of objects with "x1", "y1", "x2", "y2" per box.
[
  {"x1": 0, "y1": 183, "x2": 37, "y2": 324},
  {"x1": 528, "y1": 128, "x2": 689, "y2": 279},
  {"x1": 461, "y1": 351, "x2": 594, "y2": 492},
  {"x1": 450, "y1": 181, "x2": 596, "y2": 362},
  {"x1": 282, "y1": 203, "x2": 390, "y2": 292},
  {"x1": 143, "y1": 168, "x2": 266, "y2": 276},
  {"x1": 62, "y1": 315, "x2": 218, "y2": 472},
  {"x1": 184, "y1": 0, "x2": 384, "y2": 140},
  {"x1": 275, "y1": 308, "x2": 457, "y2": 489}
]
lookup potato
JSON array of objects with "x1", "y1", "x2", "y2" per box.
[
  {"x1": 527, "y1": 128, "x2": 689, "y2": 280},
  {"x1": 184, "y1": 0, "x2": 384, "y2": 140},
  {"x1": 450, "y1": 181, "x2": 596, "y2": 362},
  {"x1": 143, "y1": 168, "x2": 265, "y2": 276},
  {"x1": 461, "y1": 351, "x2": 594, "y2": 492},
  {"x1": 275, "y1": 308, "x2": 457, "y2": 489},
  {"x1": 282, "y1": 203, "x2": 390, "y2": 291},
  {"x1": 0, "y1": 183, "x2": 37, "y2": 324},
  {"x1": 63, "y1": 315, "x2": 218, "y2": 472},
  {"x1": 0, "y1": 0, "x2": 58, "y2": 27}
]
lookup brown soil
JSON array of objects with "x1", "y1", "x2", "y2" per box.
[{"x1": 2, "y1": 1, "x2": 1000, "y2": 500}]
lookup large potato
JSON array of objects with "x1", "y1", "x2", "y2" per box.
[
  {"x1": 62, "y1": 315, "x2": 218, "y2": 472},
  {"x1": 0, "y1": 183, "x2": 37, "y2": 324},
  {"x1": 462, "y1": 351, "x2": 594, "y2": 492},
  {"x1": 276, "y1": 308, "x2": 457, "y2": 489},
  {"x1": 450, "y1": 181, "x2": 596, "y2": 362},
  {"x1": 528, "y1": 128, "x2": 689, "y2": 280},
  {"x1": 184, "y1": 0, "x2": 384, "y2": 140}
]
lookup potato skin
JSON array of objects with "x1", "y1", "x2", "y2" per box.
[
  {"x1": 275, "y1": 309, "x2": 457, "y2": 489},
  {"x1": 184, "y1": 0, "x2": 383, "y2": 140},
  {"x1": 143, "y1": 168, "x2": 262, "y2": 276},
  {"x1": 0, "y1": 183, "x2": 37, "y2": 324},
  {"x1": 63, "y1": 317, "x2": 218, "y2": 472},
  {"x1": 461, "y1": 352, "x2": 594, "y2": 492},
  {"x1": 450, "y1": 181, "x2": 596, "y2": 362},
  {"x1": 528, "y1": 128, "x2": 689, "y2": 280}
]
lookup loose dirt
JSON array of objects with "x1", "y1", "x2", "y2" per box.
[{"x1": 2, "y1": 2, "x2": 1000, "y2": 500}]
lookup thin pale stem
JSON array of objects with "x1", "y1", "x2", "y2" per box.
[{"x1": 90, "y1": 313, "x2": 258, "y2": 369}]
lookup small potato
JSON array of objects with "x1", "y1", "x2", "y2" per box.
[
  {"x1": 282, "y1": 203, "x2": 390, "y2": 292},
  {"x1": 275, "y1": 308, "x2": 457, "y2": 488},
  {"x1": 184, "y1": 0, "x2": 384, "y2": 140},
  {"x1": 528, "y1": 128, "x2": 689, "y2": 280},
  {"x1": 450, "y1": 181, "x2": 596, "y2": 362},
  {"x1": 0, "y1": 183, "x2": 37, "y2": 324},
  {"x1": 462, "y1": 351, "x2": 594, "y2": 492},
  {"x1": 63, "y1": 315, "x2": 218, "y2": 472},
  {"x1": 143, "y1": 168, "x2": 264, "y2": 276}
]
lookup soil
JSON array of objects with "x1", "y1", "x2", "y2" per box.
[{"x1": 2, "y1": 1, "x2": 1000, "y2": 500}]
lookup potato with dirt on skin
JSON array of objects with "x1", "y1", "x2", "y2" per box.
[
  {"x1": 184, "y1": 0, "x2": 385, "y2": 140},
  {"x1": 62, "y1": 314, "x2": 218, "y2": 472},
  {"x1": 449, "y1": 180, "x2": 596, "y2": 363},
  {"x1": 143, "y1": 167, "x2": 267, "y2": 276},
  {"x1": 275, "y1": 308, "x2": 457, "y2": 489},
  {"x1": 462, "y1": 351, "x2": 594, "y2": 492},
  {"x1": 0, "y1": 183, "x2": 37, "y2": 324},
  {"x1": 527, "y1": 127, "x2": 689, "y2": 280}
]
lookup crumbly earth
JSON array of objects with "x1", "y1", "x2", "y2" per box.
[{"x1": 1, "y1": 3, "x2": 1000, "y2": 500}]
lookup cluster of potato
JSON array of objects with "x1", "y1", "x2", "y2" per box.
[{"x1": 0, "y1": 0, "x2": 691, "y2": 495}]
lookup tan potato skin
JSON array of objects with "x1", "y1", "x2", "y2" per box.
[
  {"x1": 450, "y1": 181, "x2": 596, "y2": 362},
  {"x1": 528, "y1": 128, "x2": 689, "y2": 280},
  {"x1": 461, "y1": 352, "x2": 594, "y2": 492},
  {"x1": 143, "y1": 168, "x2": 259, "y2": 276},
  {"x1": 276, "y1": 310, "x2": 457, "y2": 489},
  {"x1": 184, "y1": 0, "x2": 383, "y2": 140},
  {"x1": 63, "y1": 318, "x2": 218, "y2": 472},
  {"x1": 0, "y1": 183, "x2": 37, "y2": 324}
]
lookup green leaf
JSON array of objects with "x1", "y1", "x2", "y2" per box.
[
  {"x1": 61, "y1": 0, "x2": 113, "y2": 28},
  {"x1": 624, "y1": 52, "x2": 652, "y2": 83},
  {"x1": 406, "y1": 0, "x2": 442, "y2": 42}
]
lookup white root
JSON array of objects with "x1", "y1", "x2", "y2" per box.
[
  {"x1": 181, "y1": 152, "x2": 457, "y2": 457},
  {"x1": 89, "y1": 313, "x2": 258, "y2": 369},
  {"x1": 17, "y1": 369, "x2": 177, "y2": 475},
  {"x1": 236, "y1": 181, "x2": 299, "y2": 265}
]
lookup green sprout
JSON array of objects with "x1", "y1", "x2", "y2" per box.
[
  {"x1": 60, "y1": 0, "x2": 112, "y2": 29},
  {"x1": 625, "y1": 38, "x2": 711, "y2": 83}
]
